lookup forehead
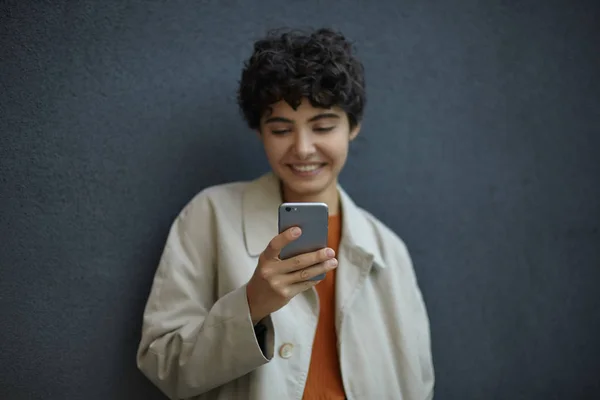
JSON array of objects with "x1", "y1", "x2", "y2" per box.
[{"x1": 264, "y1": 99, "x2": 344, "y2": 120}]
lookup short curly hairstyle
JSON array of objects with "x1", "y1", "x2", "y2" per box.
[{"x1": 237, "y1": 28, "x2": 366, "y2": 130}]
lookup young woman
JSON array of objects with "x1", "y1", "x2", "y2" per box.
[{"x1": 137, "y1": 28, "x2": 434, "y2": 400}]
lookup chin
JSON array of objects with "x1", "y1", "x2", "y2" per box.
[
  {"x1": 278, "y1": 169, "x2": 335, "y2": 198},
  {"x1": 289, "y1": 182, "x2": 329, "y2": 197}
]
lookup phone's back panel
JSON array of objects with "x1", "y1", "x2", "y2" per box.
[{"x1": 278, "y1": 202, "x2": 329, "y2": 262}]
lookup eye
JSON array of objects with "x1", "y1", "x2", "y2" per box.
[
  {"x1": 271, "y1": 129, "x2": 291, "y2": 135},
  {"x1": 314, "y1": 126, "x2": 335, "y2": 133}
]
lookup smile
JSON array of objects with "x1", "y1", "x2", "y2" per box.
[
  {"x1": 288, "y1": 163, "x2": 326, "y2": 176},
  {"x1": 291, "y1": 164, "x2": 323, "y2": 172}
]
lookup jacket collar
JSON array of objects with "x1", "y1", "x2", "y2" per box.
[{"x1": 242, "y1": 172, "x2": 386, "y2": 269}]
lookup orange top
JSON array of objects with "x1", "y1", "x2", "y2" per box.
[{"x1": 302, "y1": 214, "x2": 345, "y2": 399}]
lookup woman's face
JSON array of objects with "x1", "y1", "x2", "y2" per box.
[{"x1": 258, "y1": 98, "x2": 360, "y2": 205}]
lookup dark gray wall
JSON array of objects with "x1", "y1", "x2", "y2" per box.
[{"x1": 1, "y1": 1, "x2": 599, "y2": 399}]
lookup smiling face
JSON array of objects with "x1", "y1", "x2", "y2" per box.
[{"x1": 259, "y1": 98, "x2": 360, "y2": 213}]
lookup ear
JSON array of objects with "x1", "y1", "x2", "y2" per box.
[{"x1": 349, "y1": 123, "x2": 361, "y2": 141}]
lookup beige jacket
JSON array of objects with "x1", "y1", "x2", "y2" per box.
[{"x1": 137, "y1": 173, "x2": 434, "y2": 400}]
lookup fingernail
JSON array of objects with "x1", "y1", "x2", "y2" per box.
[
  {"x1": 291, "y1": 227, "x2": 301, "y2": 237},
  {"x1": 326, "y1": 248, "x2": 335, "y2": 257},
  {"x1": 328, "y1": 258, "x2": 338, "y2": 267}
]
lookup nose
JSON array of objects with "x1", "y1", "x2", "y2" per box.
[{"x1": 293, "y1": 130, "x2": 316, "y2": 159}]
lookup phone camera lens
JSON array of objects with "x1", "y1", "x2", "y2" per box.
[{"x1": 285, "y1": 207, "x2": 291, "y2": 212}]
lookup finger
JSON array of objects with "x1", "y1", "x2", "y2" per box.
[
  {"x1": 280, "y1": 247, "x2": 335, "y2": 273},
  {"x1": 262, "y1": 227, "x2": 302, "y2": 260},
  {"x1": 284, "y1": 258, "x2": 338, "y2": 284},
  {"x1": 286, "y1": 278, "x2": 320, "y2": 297}
]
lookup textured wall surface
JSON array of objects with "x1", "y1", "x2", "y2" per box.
[{"x1": 1, "y1": 1, "x2": 599, "y2": 399}]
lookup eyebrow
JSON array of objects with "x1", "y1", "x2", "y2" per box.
[{"x1": 264, "y1": 113, "x2": 341, "y2": 124}]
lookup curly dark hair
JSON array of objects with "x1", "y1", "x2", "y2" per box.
[{"x1": 237, "y1": 28, "x2": 366, "y2": 130}]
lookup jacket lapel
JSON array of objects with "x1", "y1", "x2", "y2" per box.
[
  {"x1": 335, "y1": 188, "x2": 386, "y2": 334},
  {"x1": 242, "y1": 173, "x2": 282, "y2": 257}
]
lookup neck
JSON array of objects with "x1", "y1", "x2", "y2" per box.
[{"x1": 281, "y1": 182, "x2": 340, "y2": 216}]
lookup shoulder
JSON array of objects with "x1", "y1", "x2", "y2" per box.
[
  {"x1": 338, "y1": 186, "x2": 413, "y2": 268},
  {"x1": 357, "y1": 206, "x2": 411, "y2": 259},
  {"x1": 186, "y1": 180, "x2": 248, "y2": 209},
  {"x1": 177, "y1": 179, "x2": 250, "y2": 224},
  {"x1": 195, "y1": 180, "x2": 248, "y2": 203},
  {"x1": 352, "y1": 203, "x2": 419, "y2": 285},
  {"x1": 353, "y1": 204, "x2": 424, "y2": 292}
]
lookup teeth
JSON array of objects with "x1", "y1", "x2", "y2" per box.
[{"x1": 292, "y1": 164, "x2": 321, "y2": 172}]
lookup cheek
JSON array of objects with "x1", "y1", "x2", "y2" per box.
[
  {"x1": 262, "y1": 138, "x2": 289, "y2": 161},
  {"x1": 321, "y1": 140, "x2": 349, "y2": 164},
  {"x1": 327, "y1": 136, "x2": 349, "y2": 162}
]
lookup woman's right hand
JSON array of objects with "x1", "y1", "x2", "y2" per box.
[{"x1": 246, "y1": 226, "x2": 338, "y2": 325}]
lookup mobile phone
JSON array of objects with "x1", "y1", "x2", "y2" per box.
[{"x1": 278, "y1": 202, "x2": 329, "y2": 281}]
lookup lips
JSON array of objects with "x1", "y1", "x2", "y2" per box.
[
  {"x1": 287, "y1": 163, "x2": 326, "y2": 177},
  {"x1": 290, "y1": 164, "x2": 324, "y2": 172}
]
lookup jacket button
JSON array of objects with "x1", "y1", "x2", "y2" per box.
[{"x1": 279, "y1": 343, "x2": 294, "y2": 359}]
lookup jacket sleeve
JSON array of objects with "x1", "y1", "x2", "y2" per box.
[
  {"x1": 414, "y1": 281, "x2": 434, "y2": 400},
  {"x1": 404, "y1": 248, "x2": 435, "y2": 400},
  {"x1": 136, "y1": 198, "x2": 274, "y2": 399}
]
